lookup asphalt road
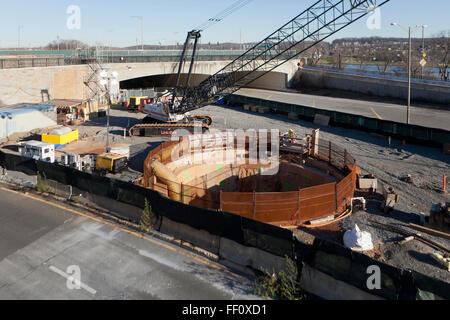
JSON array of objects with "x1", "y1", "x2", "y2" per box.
[
  {"x1": 237, "y1": 88, "x2": 450, "y2": 131},
  {"x1": 0, "y1": 187, "x2": 257, "y2": 300}
]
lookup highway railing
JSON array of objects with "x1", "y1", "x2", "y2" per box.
[
  {"x1": 0, "y1": 51, "x2": 250, "y2": 69},
  {"x1": 226, "y1": 95, "x2": 450, "y2": 147}
]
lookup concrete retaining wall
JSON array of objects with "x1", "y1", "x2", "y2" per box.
[
  {"x1": 299, "y1": 263, "x2": 384, "y2": 300},
  {"x1": 297, "y1": 68, "x2": 450, "y2": 105},
  {"x1": 160, "y1": 217, "x2": 221, "y2": 255},
  {"x1": 219, "y1": 237, "x2": 288, "y2": 274},
  {"x1": 0, "y1": 60, "x2": 298, "y2": 106}
]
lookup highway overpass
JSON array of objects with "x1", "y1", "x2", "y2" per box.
[{"x1": 0, "y1": 60, "x2": 298, "y2": 106}]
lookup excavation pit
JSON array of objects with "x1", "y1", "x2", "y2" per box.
[{"x1": 143, "y1": 130, "x2": 358, "y2": 228}]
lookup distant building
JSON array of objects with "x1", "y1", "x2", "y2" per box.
[{"x1": 0, "y1": 104, "x2": 56, "y2": 139}]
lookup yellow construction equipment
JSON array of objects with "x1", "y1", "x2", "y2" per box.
[
  {"x1": 95, "y1": 153, "x2": 128, "y2": 175},
  {"x1": 128, "y1": 96, "x2": 148, "y2": 111}
]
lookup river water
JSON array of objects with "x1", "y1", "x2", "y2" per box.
[{"x1": 315, "y1": 64, "x2": 448, "y2": 85}]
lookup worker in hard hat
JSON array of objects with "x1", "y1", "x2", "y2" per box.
[
  {"x1": 281, "y1": 129, "x2": 296, "y2": 146},
  {"x1": 288, "y1": 129, "x2": 295, "y2": 144}
]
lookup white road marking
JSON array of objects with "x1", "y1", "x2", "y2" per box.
[{"x1": 49, "y1": 266, "x2": 97, "y2": 295}]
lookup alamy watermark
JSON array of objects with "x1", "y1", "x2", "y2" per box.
[
  {"x1": 49, "y1": 265, "x2": 97, "y2": 295},
  {"x1": 366, "y1": 5, "x2": 381, "y2": 30},
  {"x1": 67, "y1": 5, "x2": 81, "y2": 30},
  {"x1": 366, "y1": 265, "x2": 381, "y2": 290},
  {"x1": 169, "y1": 127, "x2": 281, "y2": 176}
]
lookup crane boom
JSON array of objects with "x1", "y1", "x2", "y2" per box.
[{"x1": 174, "y1": 0, "x2": 391, "y2": 113}]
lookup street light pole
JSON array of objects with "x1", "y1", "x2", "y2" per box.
[
  {"x1": 391, "y1": 22, "x2": 427, "y2": 125},
  {"x1": 131, "y1": 16, "x2": 144, "y2": 52},
  {"x1": 420, "y1": 25, "x2": 428, "y2": 79},
  {"x1": 18, "y1": 26, "x2": 23, "y2": 50},
  {"x1": 408, "y1": 26, "x2": 411, "y2": 125},
  {"x1": 100, "y1": 71, "x2": 119, "y2": 154}
]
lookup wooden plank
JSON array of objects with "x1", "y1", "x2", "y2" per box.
[{"x1": 409, "y1": 224, "x2": 450, "y2": 241}]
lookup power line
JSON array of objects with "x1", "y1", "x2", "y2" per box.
[{"x1": 195, "y1": 0, "x2": 254, "y2": 32}]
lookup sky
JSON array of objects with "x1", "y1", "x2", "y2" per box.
[{"x1": 0, "y1": 0, "x2": 449, "y2": 48}]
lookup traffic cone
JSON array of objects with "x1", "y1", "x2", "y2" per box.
[{"x1": 443, "y1": 175, "x2": 447, "y2": 194}]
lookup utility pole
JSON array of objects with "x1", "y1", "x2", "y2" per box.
[
  {"x1": 240, "y1": 29, "x2": 242, "y2": 50},
  {"x1": 18, "y1": 26, "x2": 23, "y2": 50},
  {"x1": 99, "y1": 71, "x2": 119, "y2": 154},
  {"x1": 391, "y1": 23, "x2": 427, "y2": 125},
  {"x1": 408, "y1": 26, "x2": 411, "y2": 125},
  {"x1": 131, "y1": 16, "x2": 144, "y2": 52},
  {"x1": 420, "y1": 25, "x2": 428, "y2": 79}
]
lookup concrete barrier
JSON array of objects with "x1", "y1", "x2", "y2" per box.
[
  {"x1": 86, "y1": 192, "x2": 143, "y2": 223},
  {"x1": 218, "y1": 237, "x2": 288, "y2": 273},
  {"x1": 227, "y1": 94, "x2": 450, "y2": 146},
  {"x1": 299, "y1": 263, "x2": 384, "y2": 300},
  {"x1": 297, "y1": 68, "x2": 450, "y2": 106},
  {"x1": 314, "y1": 114, "x2": 330, "y2": 127},
  {"x1": 160, "y1": 217, "x2": 221, "y2": 255}
]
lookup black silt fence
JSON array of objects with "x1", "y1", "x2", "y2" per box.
[{"x1": 1, "y1": 151, "x2": 449, "y2": 300}]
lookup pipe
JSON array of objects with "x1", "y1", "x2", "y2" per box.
[{"x1": 151, "y1": 159, "x2": 181, "y2": 202}]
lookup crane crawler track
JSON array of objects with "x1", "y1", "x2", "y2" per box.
[{"x1": 129, "y1": 123, "x2": 210, "y2": 137}]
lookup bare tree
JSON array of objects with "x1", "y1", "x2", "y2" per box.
[
  {"x1": 374, "y1": 42, "x2": 398, "y2": 75},
  {"x1": 329, "y1": 50, "x2": 344, "y2": 69},
  {"x1": 45, "y1": 39, "x2": 89, "y2": 50},
  {"x1": 307, "y1": 48, "x2": 324, "y2": 66},
  {"x1": 429, "y1": 31, "x2": 450, "y2": 81}
]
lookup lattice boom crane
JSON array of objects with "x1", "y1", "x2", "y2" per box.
[{"x1": 130, "y1": 0, "x2": 391, "y2": 137}]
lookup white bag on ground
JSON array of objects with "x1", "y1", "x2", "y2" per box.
[{"x1": 343, "y1": 225, "x2": 374, "y2": 251}]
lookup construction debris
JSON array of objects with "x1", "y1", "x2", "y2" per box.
[
  {"x1": 429, "y1": 203, "x2": 450, "y2": 233},
  {"x1": 357, "y1": 174, "x2": 377, "y2": 191},
  {"x1": 400, "y1": 174, "x2": 414, "y2": 184},
  {"x1": 409, "y1": 223, "x2": 450, "y2": 241},
  {"x1": 431, "y1": 252, "x2": 450, "y2": 271},
  {"x1": 370, "y1": 220, "x2": 450, "y2": 255},
  {"x1": 399, "y1": 236, "x2": 415, "y2": 245},
  {"x1": 343, "y1": 225, "x2": 374, "y2": 252},
  {"x1": 381, "y1": 186, "x2": 399, "y2": 214}
]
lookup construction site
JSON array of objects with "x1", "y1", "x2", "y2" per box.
[{"x1": 0, "y1": 0, "x2": 449, "y2": 301}]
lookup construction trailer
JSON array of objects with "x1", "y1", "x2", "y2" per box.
[
  {"x1": 48, "y1": 99, "x2": 107, "y2": 124},
  {"x1": 57, "y1": 141, "x2": 130, "y2": 173},
  {"x1": 18, "y1": 140, "x2": 55, "y2": 163},
  {"x1": 0, "y1": 104, "x2": 57, "y2": 139},
  {"x1": 60, "y1": 153, "x2": 95, "y2": 172},
  {"x1": 42, "y1": 127, "x2": 79, "y2": 145}
]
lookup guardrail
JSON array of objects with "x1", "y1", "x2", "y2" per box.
[
  {"x1": 226, "y1": 95, "x2": 450, "y2": 146},
  {"x1": 0, "y1": 53, "x2": 249, "y2": 70},
  {"x1": 0, "y1": 49, "x2": 300, "y2": 69}
]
